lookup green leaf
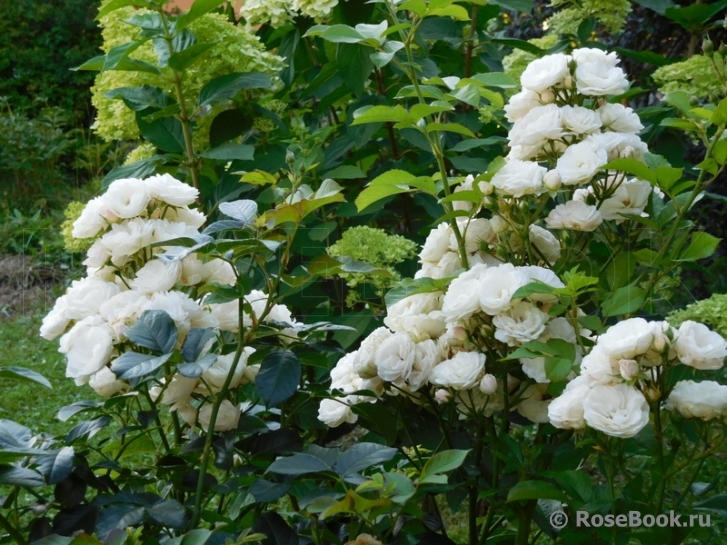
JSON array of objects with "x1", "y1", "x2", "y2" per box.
[
  {"x1": 256, "y1": 350, "x2": 301, "y2": 407},
  {"x1": 664, "y1": 91, "x2": 695, "y2": 116},
  {"x1": 126, "y1": 310, "x2": 178, "y2": 353},
  {"x1": 601, "y1": 283, "x2": 646, "y2": 317},
  {"x1": 428, "y1": 4, "x2": 470, "y2": 20},
  {"x1": 164, "y1": 529, "x2": 213, "y2": 545},
  {"x1": 712, "y1": 97, "x2": 727, "y2": 126},
  {"x1": 148, "y1": 499, "x2": 186, "y2": 528},
  {"x1": 507, "y1": 480, "x2": 568, "y2": 503},
  {"x1": 544, "y1": 357, "x2": 572, "y2": 382},
  {"x1": 177, "y1": 353, "x2": 217, "y2": 378},
  {"x1": 57, "y1": 401, "x2": 104, "y2": 422},
  {"x1": 410, "y1": 103, "x2": 454, "y2": 121},
  {"x1": 449, "y1": 136, "x2": 507, "y2": 152},
  {"x1": 449, "y1": 84, "x2": 480, "y2": 107},
  {"x1": 419, "y1": 450, "x2": 469, "y2": 483},
  {"x1": 181, "y1": 328, "x2": 217, "y2": 363},
  {"x1": 305, "y1": 24, "x2": 365, "y2": 43},
  {"x1": 0, "y1": 366, "x2": 51, "y2": 388},
  {"x1": 511, "y1": 281, "x2": 555, "y2": 299},
  {"x1": 103, "y1": 41, "x2": 144, "y2": 70},
  {"x1": 694, "y1": 494, "x2": 727, "y2": 518},
  {"x1": 218, "y1": 199, "x2": 258, "y2": 222},
  {"x1": 632, "y1": 0, "x2": 675, "y2": 16},
  {"x1": 664, "y1": 0, "x2": 727, "y2": 30},
  {"x1": 603, "y1": 158, "x2": 655, "y2": 183},
  {"x1": 200, "y1": 142, "x2": 254, "y2": 161},
  {"x1": 322, "y1": 165, "x2": 366, "y2": 179},
  {"x1": 338, "y1": 43, "x2": 374, "y2": 98},
  {"x1": 470, "y1": 72, "x2": 517, "y2": 88},
  {"x1": 352, "y1": 105, "x2": 412, "y2": 125},
  {"x1": 176, "y1": 0, "x2": 227, "y2": 30},
  {"x1": 714, "y1": 138, "x2": 727, "y2": 165},
  {"x1": 491, "y1": 37, "x2": 542, "y2": 54},
  {"x1": 168, "y1": 42, "x2": 217, "y2": 71},
  {"x1": 65, "y1": 416, "x2": 112, "y2": 444},
  {"x1": 426, "y1": 122, "x2": 475, "y2": 137},
  {"x1": 97, "y1": 0, "x2": 152, "y2": 19},
  {"x1": 199, "y1": 72, "x2": 272, "y2": 106},
  {"x1": 490, "y1": 0, "x2": 533, "y2": 11},
  {"x1": 550, "y1": 470, "x2": 594, "y2": 503},
  {"x1": 0, "y1": 465, "x2": 45, "y2": 487},
  {"x1": 111, "y1": 352, "x2": 173, "y2": 380},
  {"x1": 267, "y1": 453, "x2": 332, "y2": 475},
  {"x1": 37, "y1": 446, "x2": 75, "y2": 485},
  {"x1": 676, "y1": 231, "x2": 721, "y2": 262},
  {"x1": 105, "y1": 85, "x2": 171, "y2": 111},
  {"x1": 137, "y1": 112, "x2": 185, "y2": 153},
  {"x1": 252, "y1": 512, "x2": 298, "y2": 545},
  {"x1": 102, "y1": 157, "x2": 163, "y2": 189},
  {"x1": 355, "y1": 169, "x2": 437, "y2": 212},
  {"x1": 334, "y1": 443, "x2": 398, "y2": 476},
  {"x1": 72, "y1": 55, "x2": 106, "y2": 71}
]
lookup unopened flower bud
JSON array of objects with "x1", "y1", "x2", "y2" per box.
[
  {"x1": 619, "y1": 359, "x2": 639, "y2": 381},
  {"x1": 619, "y1": 146, "x2": 635, "y2": 159},
  {"x1": 451, "y1": 326, "x2": 468, "y2": 341},
  {"x1": 563, "y1": 74, "x2": 573, "y2": 89},
  {"x1": 703, "y1": 38, "x2": 714, "y2": 56},
  {"x1": 643, "y1": 384, "x2": 662, "y2": 404},
  {"x1": 434, "y1": 389, "x2": 450, "y2": 403},
  {"x1": 479, "y1": 374, "x2": 497, "y2": 395},
  {"x1": 490, "y1": 215, "x2": 509, "y2": 234},
  {"x1": 540, "y1": 88, "x2": 555, "y2": 103},
  {"x1": 718, "y1": 43, "x2": 727, "y2": 57},
  {"x1": 544, "y1": 170, "x2": 561, "y2": 191},
  {"x1": 478, "y1": 181, "x2": 494, "y2": 195}
]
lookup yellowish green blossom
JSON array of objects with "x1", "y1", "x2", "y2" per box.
[
  {"x1": 327, "y1": 226, "x2": 417, "y2": 306},
  {"x1": 123, "y1": 142, "x2": 157, "y2": 165},
  {"x1": 61, "y1": 202, "x2": 95, "y2": 253},
  {"x1": 292, "y1": 0, "x2": 339, "y2": 21},
  {"x1": 241, "y1": 0, "x2": 294, "y2": 28},
  {"x1": 546, "y1": 0, "x2": 631, "y2": 35},
  {"x1": 653, "y1": 54, "x2": 726, "y2": 102},
  {"x1": 91, "y1": 2, "x2": 285, "y2": 145},
  {"x1": 668, "y1": 293, "x2": 727, "y2": 340}
]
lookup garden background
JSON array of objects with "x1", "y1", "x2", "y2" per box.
[{"x1": 2, "y1": 0, "x2": 727, "y2": 543}]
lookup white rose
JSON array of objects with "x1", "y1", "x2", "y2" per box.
[
  {"x1": 72, "y1": 196, "x2": 109, "y2": 238},
  {"x1": 596, "y1": 317, "x2": 654, "y2": 361},
  {"x1": 546, "y1": 200, "x2": 603, "y2": 232},
  {"x1": 354, "y1": 328, "x2": 393, "y2": 378},
  {"x1": 408, "y1": 339, "x2": 440, "y2": 391},
  {"x1": 178, "y1": 404, "x2": 198, "y2": 427},
  {"x1": 204, "y1": 259, "x2": 237, "y2": 286},
  {"x1": 153, "y1": 206, "x2": 206, "y2": 229},
  {"x1": 101, "y1": 218, "x2": 156, "y2": 267},
  {"x1": 420, "y1": 223, "x2": 451, "y2": 263},
  {"x1": 675, "y1": 321, "x2": 727, "y2": 370},
  {"x1": 572, "y1": 48, "x2": 619, "y2": 67},
  {"x1": 580, "y1": 346, "x2": 621, "y2": 385},
  {"x1": 522, "y1": 358, "x2": 548, "y2": 383},
  {"x1": 586, "y1": 132, "x2": 648, "y2": 161},
  {"x1": 89, "y1": 367, "x2": 128, "y2": 397},
  {"x1": 556, "y1": 140, "x2": 608, "y2": 186},
  {"x1": 479, "y1": 374, "x2": 497, "y2": 394},
  {"x1": 375, "y1": 332, "x2": 416, "y2": 383},
  {"x1": 60, "y1": 317, "x2": 115, "y2": 383},
  {"x1": 385, "y1": 292, "x2": 445, "y2": 339},
  {"x1": 83, "y1": 239, "x2": 112, "y2": 269},
  {"x1": 40, "y1": 297, "x2": 72, "y2": 341},
  {"x1": 520, "y1": 53, "x2": 570, "y2": 92},
  {"x1": 618, "y1": 359, "x2": 640, "y2": 381},
  {"x1": 528, "y1": 225, "x2": 561, "y2": 264},
  {"x1": 151, "y1": 219, "x2": 200, "y2": 246},
  {"x1": 209, "y1": 301, "x2": 239, "y2": 333},
  {"x1": 599, "y1": 179, "x2": 652, "y2": 222},
  {"x1": 437, "y1": 326, "x2": 467, "y2": 360},
  {"x1": 130, "y1": 259, "x2": 182, "y2": 293},
  {"x1": 103, "y1": 178, "x2": 150, "y2": 219},
  {"x1": 478, "y1": 263, "x2": 529, "y2": 315},
  {"x1": 416, "y1": 251, "x2": 462, "y2": 280},
  {"x1": 161, "y1": 374, "x2": 198, "y2": 410},
  {"x1": 330, "y1": 352, "x2": 359, "y2": 390},
  {"x1": 98, "y1": 290, "x2": 150, "y2": 340},
  {"x1": 665, "y1": 380, "x2": 727, "y2": 420},
  {"x1": 491, "y1": 160, "x2": 547, "y2": 198},
  {"x1": 318, "y1": 398, "x2": 357, "y2": 428},
  {"x1": 543, "y1": 170, "x2": 561, "y2": 191},
  {"x1": 561, "y1": 105, "x2": 602, "y2": 136},
  {"x1": 504, "y1": 89, "x2": 541, "y2": 122},
  {"x1": 520, "y1": 266, "x2": 565, "y2": 305},
  {"x1": 452, "y1": 175, "x2": 477, "y2": 212},
  {"x1": 442, "y1": 263, "x2": 488, "y2": 323},
  {"x1": 201, "y1": 347, "x2": 256, "y2": 394},
  {"x1": 508, "y1": 104, "x2": 564, "y2": 159},
  {"x1": 144, "y1": 173, "x2": 199, "y2": 207},
  {"x1": 493, "y1": 301, "x2": 549, "y2": 346},
  {"x1": 456, "y1": 218, "x2": 495, "y2": 254},
  {"x1": 198, "y1": 400, "x2": 241, "y2": 432},
  {"x1": 429, "y1": 351, "x2": 486, "y2": 390},
  {"x1": 548, "y1": 375, "x2": 590, "y2": 429},
  {"x1": 541, "y1": 317, "x2": 577, "y2": 344},
  {"x1": 574, "y1": 53, "x2": 629, "y2": 96},
  {"x1": 517, "y1": 384, "x2": 551, "y2": 423},
  {"x1": 583, "y1": 383, "x2": 649, "y2": 438},
  {"x1": 598, "y1": 103, "x2": 643, "y2": 134}
]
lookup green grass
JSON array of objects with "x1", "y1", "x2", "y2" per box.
[{"x1": 0, "y1": 312, "x2": 86, "y2": 436}]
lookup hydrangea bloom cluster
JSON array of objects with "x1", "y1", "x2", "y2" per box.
[
  {"x1": 41, "y1": 174, "x2": 296, "y2": 432},
  {"x1": 240, "y1": 0, "x2": 339, "y2": 27},
  {"x1": 548, "y1": 318, "x2": 727, "y2": 437}
]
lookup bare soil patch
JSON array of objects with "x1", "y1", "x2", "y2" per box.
[{"x1": 0, "y1": 254, "x2": 62, "y2": 319}]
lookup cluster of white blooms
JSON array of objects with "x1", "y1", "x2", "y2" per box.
[
  {"x1": 317, "y1": 215, "x2": 584, "y2": 427},
  {"x1": 492, "y1": 48, "x2": 661, "y2": 246},
  {"x1": 41, "y1": 175, "x2": 297, "y2": 433},
  {"x1": 548, "y1": 318, "x2": 727, "y2": 437},
  {"x1": 241, "y1": 0, "x2": 339, "y2": 26}
]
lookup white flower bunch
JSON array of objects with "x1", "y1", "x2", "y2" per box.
[
  {"x1": 548, "y1": 318, "x2": 727, "y2": 437},
  {"x1": 41, "y1": 175, "x2": 301, "y2": 430},
  {"x1": 240, "y1": 0, "x2": 294, "y2": 28}
]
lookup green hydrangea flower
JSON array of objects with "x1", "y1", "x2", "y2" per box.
[
  {"x1": 123, "y1": 142, "x2": 157, "y2": 165},
  {"x1": 91, "y1": 2, "x2": 285, "y2": 145},
  {"x1": 667, "y1": 293, "x2": 727, "y2": 340},
  {"x1": 547, "y1": 0, "x2": 631, "y2": 35},
  {"x1": 61, "y1": 201, "x2": 95, "y2": 253},
  {"x1": 653, "y1": 54, "x2": 726, "y2": 102},
  {"x1": 327, "y1": 226, "x2": 417, "y2": 306}
]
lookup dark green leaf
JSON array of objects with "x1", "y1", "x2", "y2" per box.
[
  {"x1": 102, "y1": 157, "x2": 164, "y2": 189},
  {"x1": 338, "y1": 43, "x2": 374, "y2": 98},
  {"x1": 181, "y1": 328, "x2": 217, "y2": 363},
  {"x1": 37, "y1": 446, "x2": 75, "y2": 485},
  {"x1": 148, "y1": 499, "x2": 186, "y2": 528},
  {"x1": 334, "y1": 443, "x2": 398, "y2": 476},
  {"x1": 66, "y1": 417, "x2": 112, "y2": 444},
  {"x1": 489, "y1": 0, "x2": 533, "y2": 11},
  {"x1": 168, "y1": 42, "x2": 217, "y2": 71},
  {"x1": 126, "y1": 310, "x2": 178, "y2": 354},
  {"x1": 252, "y1": 512, "x2": 298, "y2": 545},
  {"x1": 164, "y1": 529, "x2": 213, "y2": 545},
  {"x1": 200, "y1": 142, "x2": 254, "y2": 161},
  {"x1": 137, "y1": 112, "x2": 185, "y2": 153},
  {"x1": 267, "y1": 453, "x2": 332, "y2": 476},
  {"x1": 0, "y1": 366, "x2": 51, "y2": 388},
  {"x1": 249, "y1": 479, "x2": 291, "y2": 502},
  {"x1": 601, "y1": 283, "x2": 646, "y2": 317},
  {"x1": 694, "y1": 494, "x2": 727, "y2": 518},
  {"x1": 507, "y1": 480, "x2": 568, "y2": 503},
  {"x1": 199, "y1": 72, "x2": 272, "y2": 106},
  {"x1": 111, "y1": 352, "x2": 172, "y2": 380},
  {"x1": 255, "y1": 350, "x2": 301, "y2": 407},
  {"x1": 177, "y1": 354, "x2": 217, "y2": 378},
  {"x1": 176, "y1": 0, "x2": 227, "y2": 30},
  {"x1": 105, "y1": 85, "x2": 171, "y2": 111}
]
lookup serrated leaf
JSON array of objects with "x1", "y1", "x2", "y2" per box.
[
  {"x1": 181, "y1": 328, "x2": 217, "y2": 363},
  {"x1": 426, "y1": 122, "x2": 475, "y2": 137},
  {"x1": 255, "y1": 350, "x2": 301, "y2": 407},
  {"x1": 199, "y1": 72, "x2": 272, "y2": 106},
  {"x1": 267, "y1": 453, "x2": 332, "y2": 476},
  {"x1": 111, "y1": 352, "x2": 172, "y2": 380},
  {"x1": 148, "y1": 499, "x2": 186, "y2": 528},
  {"x1": 420, "y1": 450, "x2": 469, "y2": 482},
  {"x1": 334, "y1": 443, "x2": 398, "y2": 476},
  {"x1": 168, "y1": 42, "x2": 217, "y2": 71},
  {"x1": 676, "y1": 231, "x2": 721, "y2": 262},
  {"x1": 219, "y1": 199, "x2": 258, "y2": 223},
  {"x1": 177, "y1": 353, "x2": 218, "y2": 378},
  {"x1": 126, "y1": 310, "x2": 178, "y2": 353},
  {"x1": 200, "y1": 142, "x2": 254, "y2": 161},
  {"x1": 351, "y1": 105, "x2": 412, "y2": 125}
]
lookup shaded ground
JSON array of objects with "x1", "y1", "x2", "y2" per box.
[{"x1": 0, "y1": 254, "x2": 64, "y2": 319}]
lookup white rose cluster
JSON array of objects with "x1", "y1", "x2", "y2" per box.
[
  {"x1": 548, "y1": 318, "x2": 727, "y2": 437},
  {"x1": 493, "y1": 49, "x2": 660, "y2": 241},
  {"x1": 40, "y1": 176, "x2": 296, "y2": 434}
]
